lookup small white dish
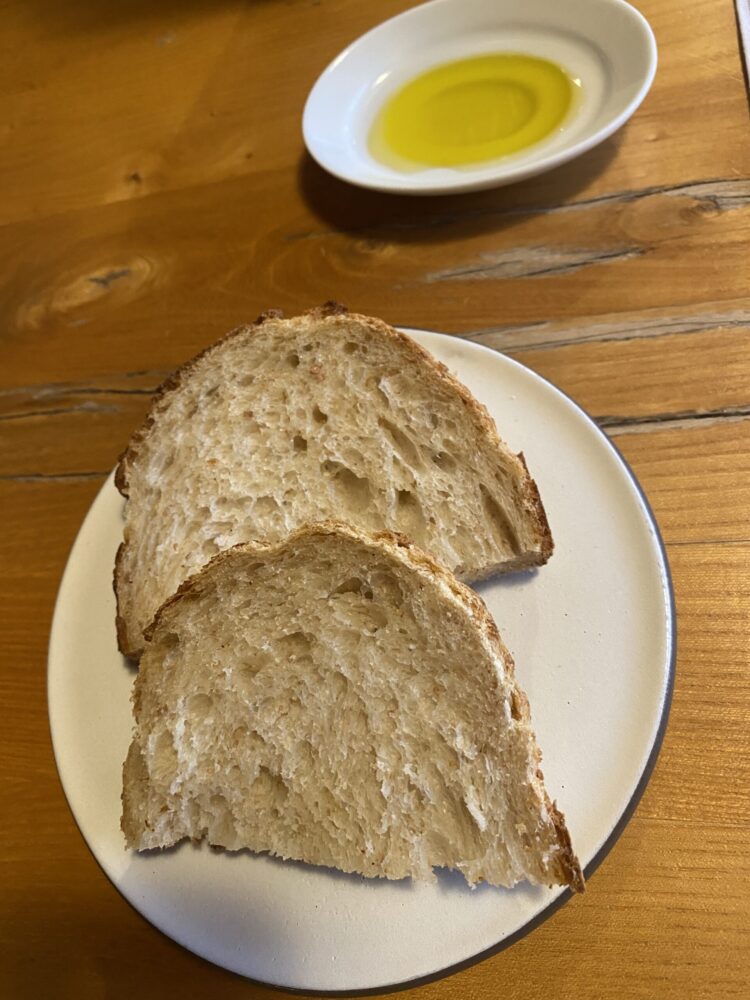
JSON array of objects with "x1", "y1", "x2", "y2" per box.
[
  {"x1": 303, "y1": 0, "x2": 657, "y2": 194},
  {"x1": 49, "y1": 332, "x2": 673, "y2": 992}
]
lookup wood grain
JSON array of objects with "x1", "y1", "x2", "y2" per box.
[
  {"x1": 0, "y1": 0, "x2": 747, "y2": 225},
  {"x1": 2, "y1": 172, "x2": 750, "y2": 389},
  {"x1": 1, "y1": 0, "x2": 749, "y2": 996},
  {"x1": 509, "y1": 327, "x2": 750, "y2": 425},
  {"x1": 614, "y1": 419, "x2": 750, "y2": 544}
]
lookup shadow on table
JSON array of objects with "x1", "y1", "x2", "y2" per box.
[
  {"x1": 297, "y1": 133, "x2": 623, "y2": 246},
  {"x1": 21, "y1": 0, "x2": 269, "y2": 31}
]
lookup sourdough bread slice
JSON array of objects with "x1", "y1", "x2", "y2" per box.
[
  {"x1": 114, "y1": 304, "x2": 553, "y2": 658},
  {"x1": 122, "y1": 522, "x2": 582, "y2": 891}
]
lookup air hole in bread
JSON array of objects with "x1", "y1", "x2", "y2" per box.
[
  {"x1": 321, "y1": 461, "x2": 371, "y2": 512},
  {"x1": 213, "y1": 496, "x2": 250, "y2": 512},
  {"x1": 201, "y1": 538, "x2": 220, "y2": 559},
  {"x1": 432, "y1": 451, "x2": 457, "y2": 472},
  {"x1": 343, "y1": 341, "x2": 358, "y2": 354},
  {"x1": 430, "y1": 412, "x2": 439, "y2": 428},
  {"x1": 297, "y1": 739, "x2": 315, "y2": 770},
  {"x1": 286, "y1": 352, "x2": 300, "y2": 368},
  {"x1": 238, "y1": 373, "x2": 254, "y2": 387},
  {"x1": 292, "y1": 434, "x2": 308, "y2": 453},
  {"x1": 210, "y1": 520, "x2": 235, "y2": 535},
  {"x1": 331, "y1": 577, "x2": 375, "y2": 600},
  {"x1": 330, "y1": 670, "x2": 350, "y2": 698},
  {"x1": 379, "y1": 418, "x2": 423, "y2": 469},
  {"x1": 234, "y1": 660, "x2": 267, "y2": 698},
  {"x1": 363, "y1": 604, "x2": 389, "y2": 632},
  {"x1": 332, "y1": 576, "x2": 365, "y2": 596},
  {"x1": 368, "y1": 568, "x2": 406, "y2": 607},
  {"x1": 150, "y1": 729, "x2": 178, "y2": 784},
  {"x1": 160, "y1": 631, "x2": 180, "y2": 650},
  {"x1": 396, "y1": 489, "x2": 427, "y2": 544},
  {"x1": 252, "y1": 766, "x2": 289, "y2": 806},
  {"x1": 479, "y1": 485, "x2": 520, "y2": 556},
  {"x1": 277, "y1": 630, "x2": 313, "y2": 660},
  {"x1": 254, "y1": 496, "x2": 279, "y2": 519},
  {"x1": 312, "y1": 404, "x2": 328, "y2": 424},
  {"x1": 187, "y1": 692, "x2": 213, "y2": 721},
  {"x1": 208, "y1": 794, "x2": 237, "y2": 846}
]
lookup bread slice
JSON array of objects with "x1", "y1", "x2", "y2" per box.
[
  {"x1": 122, "y1": 522, "x2": 582, "y2": 891},
  {"x1": 114, "y1": 304, "x2": 553, "y2": 658}
]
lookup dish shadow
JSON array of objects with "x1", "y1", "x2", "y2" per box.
[
  {"x1": 135, "y1": 841, "x2": 517, "y2": 898},
  {"x1": 120, "y1": 653, "x2": 139, "y2": 676},
  {"x1": 296, "y1": 132, "x2": 622, "y2": 246},
  {"x1": 211, "y1": 845, "x2": 416, "y2": 891},
  {"x1": 433, "y1": 866, "x2": 515, "y2": 898},
  {"x1": 22, "y1": 0, "x2": 271, "y2": 32},
  {"x1": 472, "y1": 567, "x2": 542, "y2": 600}
]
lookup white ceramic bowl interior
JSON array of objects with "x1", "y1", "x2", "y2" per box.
[{"x1": 303, "y1": 0, "x2": 657, "y2": 193}]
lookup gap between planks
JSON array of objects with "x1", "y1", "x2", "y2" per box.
[
  {"x1": 464, "y1": 304, "x2": 750, "y2": 352},
  {"x1": 601, "y1": 407, "x2": 750, "y2": 436},
  {"x1": 286, "y1": 178, "x2": 750, "y2": 244}
]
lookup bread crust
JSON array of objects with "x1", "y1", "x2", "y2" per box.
[{"x1": 142, "y1": 520, "x2": 583, "y2": 892}]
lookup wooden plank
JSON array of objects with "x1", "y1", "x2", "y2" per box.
[
  {"x1": 507, "y1": 327, "x2": 750, "y2": 424},
  {"x1": 638, "y1": 543, "x2": 750, "y2": 827},
  {"x1": 0, "y1": 373, "x2": 160, "y2": 477},
  {"x1": 614, "y1": 419, "x2": 750, "y2": 544},
  {"x1": 462, "y1": 298, "x2": 750, "y2": 351},
  {"x1": 0, "y1": 0, "x2": 747, "y2": 226},
  {"x1": 1, "y1": 175, "x2": 749, "y2": 388},
  {"x1": 0, "y1": 479, "x2": 104, "y2": 557}
]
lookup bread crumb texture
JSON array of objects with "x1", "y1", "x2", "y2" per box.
[
  {"x1": 114, "y1": 307, "x2": 552, "y2": 657},
  {"x1": 122, "y1": 523, "x2": 581, "y2": 891}
]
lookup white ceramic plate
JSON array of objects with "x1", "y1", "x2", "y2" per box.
[
  {"x1": 303, "y1": 0, "x2": 657, "y2": 194},
  {"x1": 49, "y1": 332, "x2": 674, "y2": 993}
]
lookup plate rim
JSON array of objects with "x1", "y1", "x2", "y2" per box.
[{"x1": 47, "y1": 330, "x2": 675, "y2": 994}]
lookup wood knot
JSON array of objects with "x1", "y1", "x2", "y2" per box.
[{"x1": 16, "y1": 256, "x2": 156, "y2": 330}]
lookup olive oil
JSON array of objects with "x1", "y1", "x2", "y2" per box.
[{"x1": 369, "y1": 53, "x2": 578, "y2": 170}]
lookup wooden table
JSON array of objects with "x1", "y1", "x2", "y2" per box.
[{"x1": 2, "y1": 1, "x2": 749, "y2": 996}]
